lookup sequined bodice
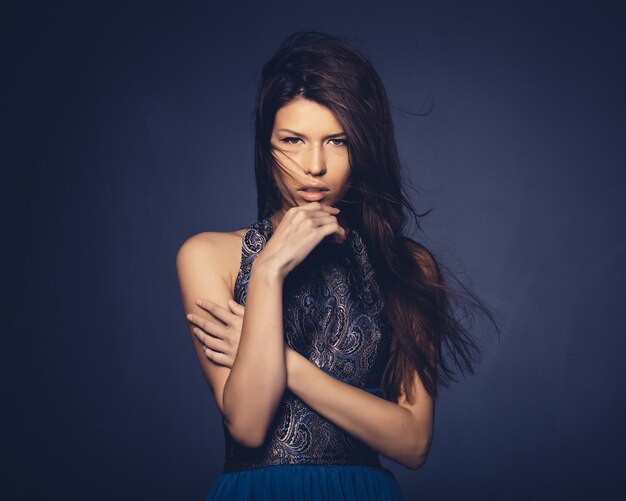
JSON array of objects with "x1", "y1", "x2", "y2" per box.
[{"x1": 222, "y1": 216, "x2": 392, "y2": 473}]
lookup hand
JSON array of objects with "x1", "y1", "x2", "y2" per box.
[
  {"x1": 187, "y1": 298, "x2": 245, "y2": 368},
  {"x1": 258, "y1": 202, "x2": 348, "y2": 278}
]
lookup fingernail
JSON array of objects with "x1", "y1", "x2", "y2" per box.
[{"x1": 186, "y1": 314, "x2": 192, "y2": 320}]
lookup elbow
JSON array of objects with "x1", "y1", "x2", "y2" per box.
[
  {"x1": 404, "y1": 432, "x2": 433, "y2": 471},
  {"x1": 227, "y1": 418, "x2": 268, "y2": 449},
  {"x1": 221, "y1": 377, "x2": 285, "y2": 449},
  {"x1": 222, "y1": 388, "x2": 268, "y2": 448},
  {"x1": 222, "y1": 394, "x2": 283, "y2": 449},
  {"x1": 232, "y1": 431, "x2": 266, "y2": 449},
  {"x1": 406, "y1": 451, "x2": 428, "y2": 471}
]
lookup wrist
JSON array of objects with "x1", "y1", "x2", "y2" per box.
[{"x1": 251, "y1": 254, "x2": 287, "y2": 282}]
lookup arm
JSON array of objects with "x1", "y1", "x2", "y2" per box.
[
  {"x1": 285, "y1": 348, "x2": 434, "y2": 470},
  {"x1": 221, "y1": 255, "x2": 287, "y2": 447},
  {"x1": 176, "y1": 233, "x2": 286, "y2": 448},
  {"x1": 283, "y1": 241, "x2": 439, "y2": 470},
  {"x1": 179, "y1": 205, "x2": 345, "y2": 448},
  {"x1": 223, "y1": 205, "x2": 345, "y2": 446},
  {"x1": 176, "y1": 233, "x2": 234, "y2": 419}
]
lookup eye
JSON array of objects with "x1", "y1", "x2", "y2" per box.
[
  {"x1": 280, "y1": 137, "x2": 302, "y2": 145},
  {"x1": 329, "y1": 138, "x2": 348, "y2": 146}
]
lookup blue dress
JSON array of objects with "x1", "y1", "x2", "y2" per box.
[{"x1": 205, "y1": 216, "x2": 404, "y2": 500}]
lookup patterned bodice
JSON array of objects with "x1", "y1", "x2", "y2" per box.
[{"x1": 222, "y1": 216, "x2": 392, "y2": 473}]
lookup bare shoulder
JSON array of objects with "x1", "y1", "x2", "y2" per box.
[
  {"x1": 400, "y1": 237, "x2": 441, "y2": 283},
  {"x1": 176, "y1": 225, "x2": 248, "y2": 292}
]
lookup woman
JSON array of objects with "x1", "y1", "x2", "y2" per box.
[{"x1": 176, "y1": 31, "x2": 497, "y2": 500}]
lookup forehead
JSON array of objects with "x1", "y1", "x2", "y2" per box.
[{"x1": 273, "y1": 98, "x2": 343, "y2": 131}]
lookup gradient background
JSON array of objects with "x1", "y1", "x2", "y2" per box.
[{"x1": 4, "y1": 1, "x2": 625, "y2": 500}]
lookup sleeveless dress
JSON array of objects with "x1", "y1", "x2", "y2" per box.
[{"x1": 205, "y1": 216, "x2": 404, "y2": 501}]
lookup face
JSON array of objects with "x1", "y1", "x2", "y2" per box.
[{"x1": 270, "y1": 97, "x2": 352, "y2": 215}]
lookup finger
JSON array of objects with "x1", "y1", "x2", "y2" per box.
[
  {"x1": 228, "y1": 298, "x2": 245, "y2": 316},
  {"x1": 187, "y1": 313, "x2": 228, "y2": 339},
  {"x1": 319, "y1": 220, "x2": 344, "y2": 240},
  {"x1": 203, "y1": 347, "x2": 232, "y2": 368},
  {"x1": 193, "y1": 326, "x2": 228, "y2": 352},
  {"x1": 332, "y1": 227, "x2": 348, "y2": 244},
  {"x1": 194, "y1": 298, "x2": 238, "y2": 326},
  {"x1": 297, "y1": 201, "x2": 340, "y2": 214},
  {"x1": 310, "y1": 214, "x2": 339, "y2": 225},
  {"x1": 312, "y1": 215, "x2": 346, "y2": 236}
]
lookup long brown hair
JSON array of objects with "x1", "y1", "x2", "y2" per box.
[{"x1": 252, "y1": 31, "x2": 499, "y2": 402}]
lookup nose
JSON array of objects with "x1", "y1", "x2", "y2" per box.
[{"x1": 303, "y1": 143, "x2": 326, "y2": 176}]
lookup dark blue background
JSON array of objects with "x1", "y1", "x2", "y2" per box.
[{"x1": 4, "y1": 1, "x2": 625, "y2": 499}]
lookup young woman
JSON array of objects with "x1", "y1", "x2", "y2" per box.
[{"x1": 176, "y1": 31, "x2": 497, "y2": 500}]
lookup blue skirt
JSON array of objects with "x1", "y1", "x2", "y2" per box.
[{"x1": 205, "y1": 463, "x2": 404, "y2": 500}]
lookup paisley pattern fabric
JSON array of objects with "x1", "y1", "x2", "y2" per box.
[{"x1": 222, "y1": 216, "x2": 392, "y2": 473}]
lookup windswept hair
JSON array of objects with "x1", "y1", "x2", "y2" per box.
[{"x1": 252, "y1": 31, "x2": 500, "y2": 402}]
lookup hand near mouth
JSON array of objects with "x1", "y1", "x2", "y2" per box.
[{"x1": 257, "y1": 202, "x2": 348, "y2": 278}]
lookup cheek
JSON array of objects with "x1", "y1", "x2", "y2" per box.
[
  {"x1": 329, "y1": 152, "x2": 350, "y2": 173},
  {"x1": 341, "y1": 163, "x2": 352, "y2": 184},
  {"x1": 272, "y1": 168, "x2": 301, "y2": 201},
  {"x1": 335, "y1": 171, "x2": 352, "y2": 197}
]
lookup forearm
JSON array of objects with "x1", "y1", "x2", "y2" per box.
[
  {"x1": 285, "y1": 347, "x2": 432, "y2": 469},
  {"x1": 223, "y1": 258, "x2": 286, "y2": 446}
]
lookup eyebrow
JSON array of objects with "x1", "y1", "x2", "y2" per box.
[{"x1": 276, "y1": 128, "x2": 346, "y2": 140}]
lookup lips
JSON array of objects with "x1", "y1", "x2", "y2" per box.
[
  {"x1": 296, "y1": 187, "x2": 329, "y2": 201},
  {"x1": 298, "y1": 185, "x2": 329, "y2": 191}
]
